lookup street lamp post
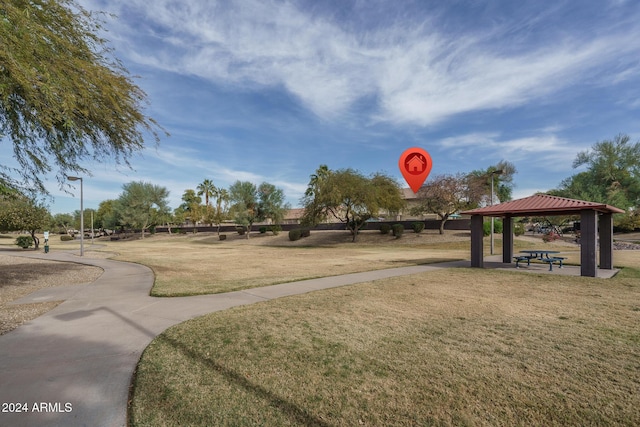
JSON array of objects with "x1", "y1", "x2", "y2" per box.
[
  {"x1": 490, "y1": 170, "x2": 504, "y2": 255},
  {"x1": 67, "y1": 176, "x2": 84, "y2": 256}
]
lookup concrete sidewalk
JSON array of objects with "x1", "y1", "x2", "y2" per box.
[{"x1": 0, "y1": 251, "x2": 468, "y2": 427}]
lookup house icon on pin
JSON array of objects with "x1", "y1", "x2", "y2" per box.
[{"x1": 406, "y1": 154, "x2": 425, "y2": 174}]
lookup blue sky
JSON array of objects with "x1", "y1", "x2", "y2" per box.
[{"x1": 35, "y1": 0, "x2": 640, "y2": 213}]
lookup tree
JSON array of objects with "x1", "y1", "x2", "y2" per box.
[
  {"x1": 229, "y1": 181, "x2": 289, "y2": 238},
  {"x1": 560, "y1": 134, "x2": 640, "y2": 209},
  {"x1": 411, "y1": 173, "x2": 484, "y2": 234},
  {"x1": 210, "y1": 187, "x2": 230, "y2": 235},
  {"x1": 197, "y1": 179, "x2": 216, "y2": 207},
  {"x1": 113, "y1": 181, "x2": 169, "y2": 238},
  {"x1": 468, "y1": 160, "x2": 517, "y2": 204},
  {"x1": 197, "y1": 179, "x2": 217, "y2": 226},
  {"x1": 258, "y1": 182, "x2": 289, "y2": 225},
  {"x1": 301, "y1": 166, "x2": 405, "y2": 241},
  {"x1": 0, "y1": 194, "x2": 50, "y2": 249},
  {"x1": 0, "y1": 0, "x2": 164, "y2": 194},
  {"x1": 51, "y1": 213, "x2": 74, "y2": 234},
  {"x1": 96, "y1": 199, "x2": 117, "y2": 230},
  {"x1": 174, "y1": 189, "x2": 202, "y2": 229},
  {"x1": 550, "y1": 134, "x2": 640, "y2": 229},
  {"x1": 229, "y1": 181, "x2": 259, "y2": 238},
  {"x1": 72, "y1": 208, "x2": 96, "y2": 233}
]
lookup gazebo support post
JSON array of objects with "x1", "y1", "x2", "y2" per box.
[
  {"x1": 600, "y1": 213, "x2": 614, "y2": 270},
  {"x1": 470, "y1": 215, "x2": 484, "y2": 268},
  {"x1": 580, "y1": 209, "x2": 598, "y2": 277},
  {"x1": 502, "y1": 216, "x2": 513, "y2": 263}
]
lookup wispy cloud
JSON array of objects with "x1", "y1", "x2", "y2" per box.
[
  {"x1": 84, "y1": 0, "x2": 640, "y2": 127},
  {"x1": 439, "y1": 132, "x2": 583, "y2": 169}
]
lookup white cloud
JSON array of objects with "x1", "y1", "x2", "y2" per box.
[
  {"x1": 81, "y1": 0, "x2": 640, "y2": 127},
  {"x1": 439, "y1": 132, "x2": 583, "y2": 169}
]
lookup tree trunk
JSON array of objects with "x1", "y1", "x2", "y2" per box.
[
  {"x1": 30, "y1": 230, "x2": 40, "y2": 249},
  {"x1": 439, "y1": 216, "x2": 449, "y2": 234}
]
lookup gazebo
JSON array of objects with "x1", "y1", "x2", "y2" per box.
[{"x1": 461, "y1": 194, "x2": 625, "y2": 277}]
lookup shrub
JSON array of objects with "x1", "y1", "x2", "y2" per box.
[
  {"x1": 392, "y1": 224, "x2": 404, "y2": 239},
  {"x1": 289, "y1": 229, "x2": 302, "y2": 241},
  {"x1": 60, "y1": 235, "x2": 74, "y2": 241},
  {"x1": 542, "y1": 232, "x2": 560, "y2": 243},
  {"x1": 15, "y1": 235, "x2": 33, "y2": 249},
  {"x1": 259, "y1": 226, "x2": 267, "y2": 234},
  {"x1": 269, "y1": 225, "x2": 282, "y2": 235},
  {"x1": 236, "y1": 227, "x2": 245, "y2": 235},
  {"x1": 219, "y1": 234, "x2": 227, "y2": 241},
  {"x1": 300, "y1": 228, "x2": 311, "y2": 238},
  {"x1": 482, "y1": 219, "x2": 503, "y2": 236},
  {"x1": 380, "y1": 224, "x2": 391, "y2": 234},
  {"x1": 412, "y1": 222, "x2": 425, "y2": 233},
  {"x1": 514, "y1": 223, "x2": 525, "y2": 236}
]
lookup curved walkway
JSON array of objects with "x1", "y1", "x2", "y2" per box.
[{"x1": 0, "y1": 251, "x2": 467, "y2": 427}]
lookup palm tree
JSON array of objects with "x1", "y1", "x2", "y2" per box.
[
  {"x1": 213, "y1": 187, "x2": 230, "y2": 235},
  {"x1": 197, "y1": 179, "x2": 216, "y2": 207}
]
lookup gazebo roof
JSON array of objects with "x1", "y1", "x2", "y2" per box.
[{"x1": 461, "y1": 194, "x2": 625, "y2": 217}]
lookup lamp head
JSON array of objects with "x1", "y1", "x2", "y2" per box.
[{"x1": 67, "y1": 176, "x2": 81, "y2": 182}]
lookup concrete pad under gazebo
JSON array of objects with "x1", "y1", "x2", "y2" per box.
[{"x1": 461, "y1": 194, "x2": 625, "y2": 277}]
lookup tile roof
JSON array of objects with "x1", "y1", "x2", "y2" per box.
[{"x1": 461, "y1": 194, "x2": 625, "y2": 216}]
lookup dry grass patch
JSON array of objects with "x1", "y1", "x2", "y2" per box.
[
  {"x1": 130, "y1": 267, "x2": 640, "y2": 426},
  {"x1": 91, "y1": 231, "x2": 471, "y2": 296}
]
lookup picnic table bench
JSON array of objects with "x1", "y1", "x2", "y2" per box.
[
  {"x1": 539, "y1": 256, "x2": 566, "y2": 271},
  {"x1": 515, "y1": 250, "x2": 566, "y2": 271}
]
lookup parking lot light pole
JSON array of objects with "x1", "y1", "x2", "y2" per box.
[
  {"x1": 67, "y1": 176, "x2": 84, "y2": 256},
  {"x1": 490, "y1": 169, "x2": 503, "y2": 255}
]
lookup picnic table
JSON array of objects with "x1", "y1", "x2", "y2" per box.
[{"x1": 514, "y1": 250, "x2": 566, "y2": 271}]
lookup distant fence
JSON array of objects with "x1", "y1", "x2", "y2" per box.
[{"x1": 155, "y1": 219, "x2": 470, "y2": 234}]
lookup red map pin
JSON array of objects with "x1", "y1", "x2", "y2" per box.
[{"x1": 399, "y1": 147, "x2": 433, "y2": 193}]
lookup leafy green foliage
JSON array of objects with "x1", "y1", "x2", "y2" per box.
[
  {"x1": 96, "y1": 199, "x2": 117, "y2": 229},
  {"x1": 50, "y1": 213, "x2": 74, "y2": 234},
  {"x1": 392, "y1": 224, "x2": 404, "y2": 238},
  {"x1": 269, "y1": 225, "x2": 282, "y2": 235},
  {"x1": 301, "y1": 165, "x2": 404, "y2": 242},
  {"x1": 550, "y1": 134, "x2": 640, "y2": 226},
  {"x1": 380, "y1": 224, "x2": 391, "y2": 234},
  {"x1": 113, "y1": 181, "x2": 170, "y2": 238},
  {"x1": 174, "y1": 189, "x2": 202, "y2": 229},
  {"x1": 15, "y1": 235, "x2": 33, "y2": 249},
  {"x1": 0, "y1": 0, "x2": 164, "y2": 193},
  {"x1": 483, "y1": 219, "x2": 503, "y2": 237},
  {"x1": 468, "y1": 161, "x2": 517, "y2": 204},
  {"x1": 229, "y1": 181, "x2": 259, "y2": 236},
  {"x1": 229, "y1": 181, "x2": 288, "y2": 238},
  {"x1": 0, "y1": 193, "x2": 50, "y2": 248},
  {"x1": 211, "y1": 187, "x2": 230, "y2": 235},
  {"x1": 412, "y1": 222, "x2": 425, "y2": 233},
  {"x1": 288, "y1": 229, "x2": 302, "y2": 241},
  {"x1": 197, "y1": 179, "x2": 216, "y2": 208}
]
